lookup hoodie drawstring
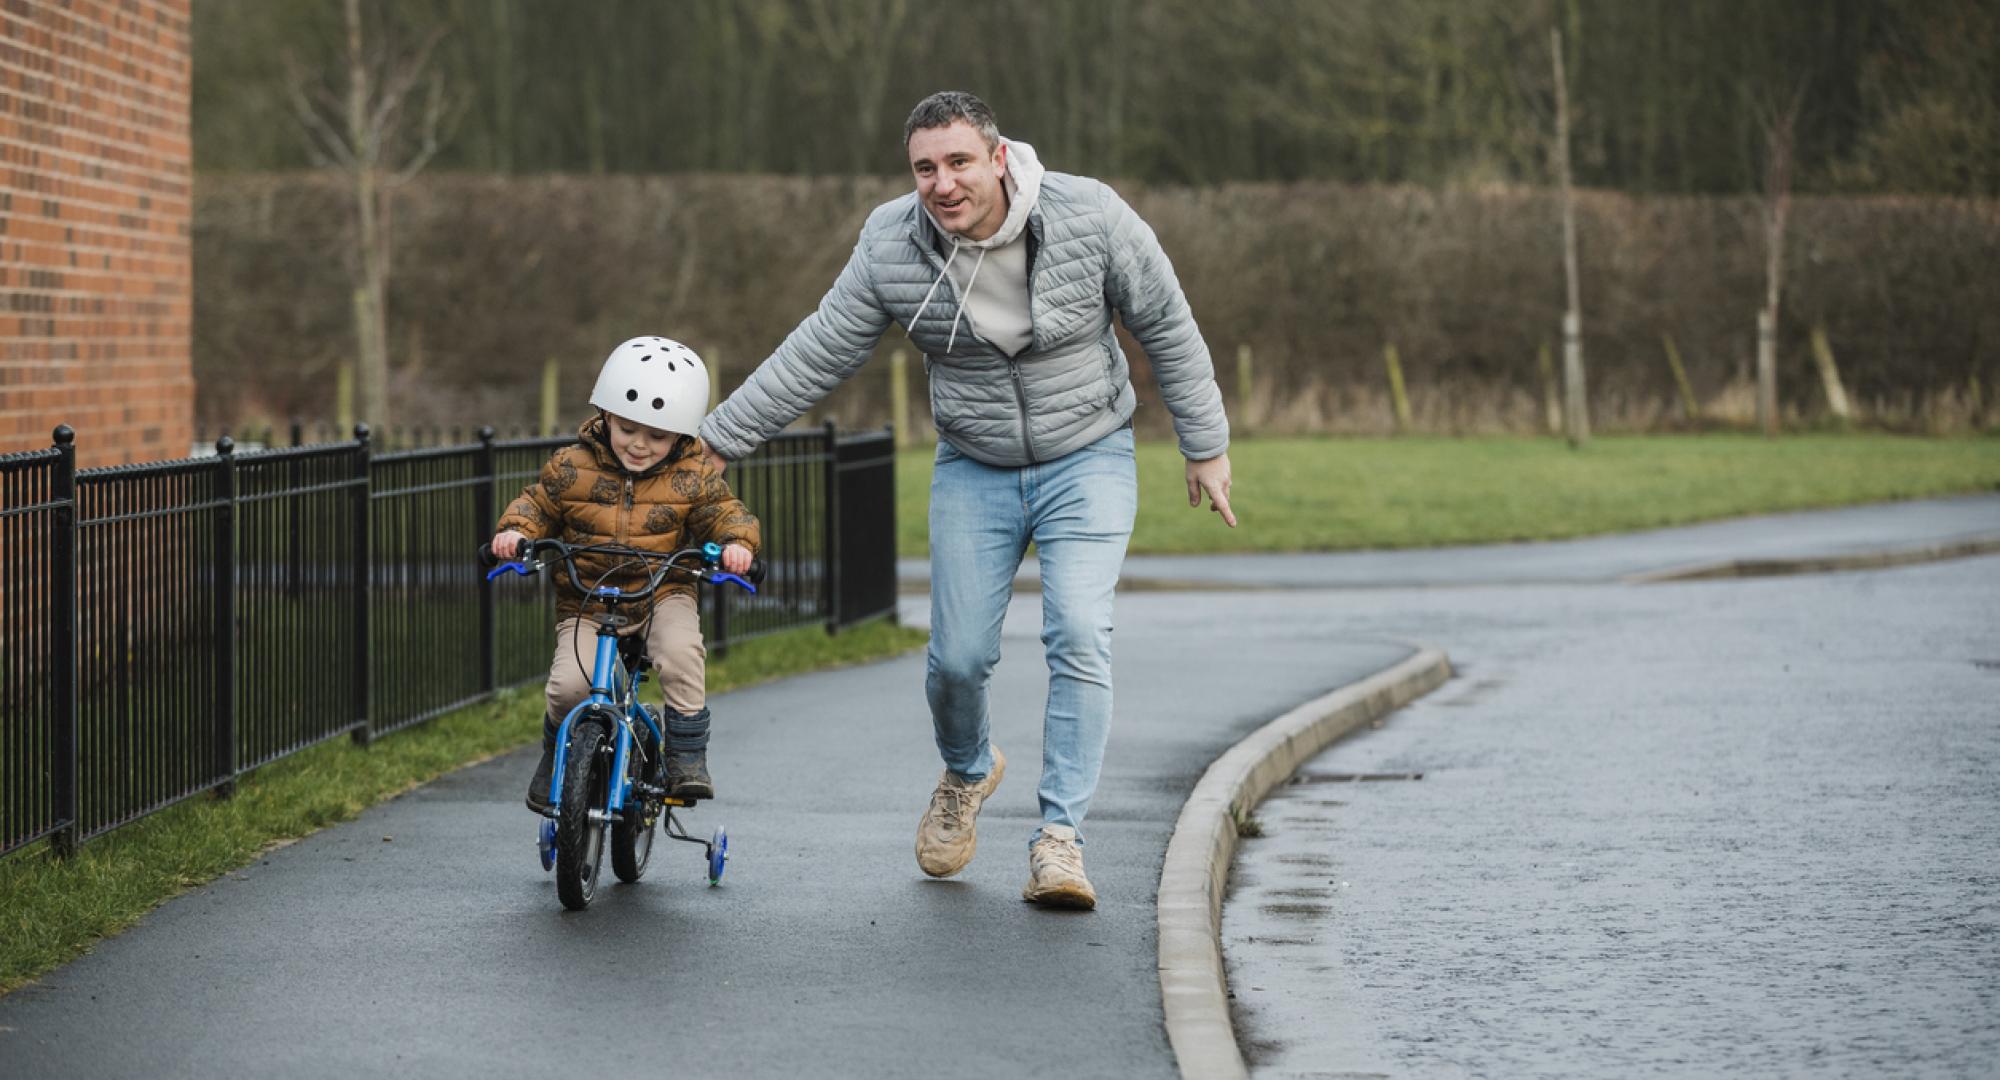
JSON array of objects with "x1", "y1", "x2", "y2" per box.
[
  {"x1": 910, "y1": 236, "x2": 989, "y2": 357},
  {"x1": 909, "y1": 240, "x2": 964, "y2": 343},
  {"x1": 945, "y1": 247, "x2": 987, "y2": 355}
]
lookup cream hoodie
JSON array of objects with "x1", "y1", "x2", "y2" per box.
[{"x1": 916, "y1": 138, "x2": 1044, "y2": 358}]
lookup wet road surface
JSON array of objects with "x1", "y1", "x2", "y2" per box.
[
  {"x1": 1225, "y1": 555, "x2": 2000, "y2": 1078},
  {"x1": 0, "y1": 588, "x2": 1407, "y2": 1079}
]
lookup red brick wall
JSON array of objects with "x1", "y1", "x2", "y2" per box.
[{"x1": 0, "y1": 0, "x2": 193, "y2": 467}]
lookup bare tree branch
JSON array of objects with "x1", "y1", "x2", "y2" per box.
[
  {"x1": 390, "y1": 74, "x2": 453, "y2": 187},
  {"x1": 283, "y1": 50, "x2": 357, "y2": 170}
]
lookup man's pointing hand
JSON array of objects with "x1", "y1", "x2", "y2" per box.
[{"x1": 1186, "y1": 453, "x2": 1236, "y2": 528}]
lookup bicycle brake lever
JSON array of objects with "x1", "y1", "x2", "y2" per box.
[
  {"x1": 708, "y1": 571, "x2": 758, "y2": 594},
  {"x1": 485, "y1": 561, "x2": 536, "y2": 581}
]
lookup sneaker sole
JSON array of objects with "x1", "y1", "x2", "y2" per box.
[{"x1": 1022, "y1": 883, "x2": 1098, "y2": 910}]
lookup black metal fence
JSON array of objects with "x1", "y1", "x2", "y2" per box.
[{"x1": 1, "y1": 422, "x2": 897, "y2": 858}]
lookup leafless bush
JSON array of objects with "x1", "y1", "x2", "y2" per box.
[{"x1": 194, "y1": 174, "x2": 2000, "y2": 434}]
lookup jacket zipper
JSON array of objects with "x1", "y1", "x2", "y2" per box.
[
  {"x1": 1009, "y1": 359, "x2": 1037, "y2": 463},
  {"x1": 620, "y1": 477, "x2": 634, "y2": 543}
]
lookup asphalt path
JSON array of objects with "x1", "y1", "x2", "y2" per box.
[
  {"x1": 6, "y1": 493, "x2": 1995, "y2": 1078},
  {"x1": 0, "y1": 582, "x2": 1408, "y2": 1078}
]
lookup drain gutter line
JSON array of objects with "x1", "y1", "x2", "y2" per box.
[{"x1": 1156, "y1": 643, "x2": 1452, "y2": 1080}]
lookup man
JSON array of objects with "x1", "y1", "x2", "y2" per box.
[{"x1": 699, "y1": 91, "x2": 1233, "y2": 910}]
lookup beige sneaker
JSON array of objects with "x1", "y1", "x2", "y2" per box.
[
  {"x1": 1022, "y1": 824, "x2": 1097, "y2": 910},
  {"x1": 915, "y1": 746, "x2": 1006, "y2": 878}
]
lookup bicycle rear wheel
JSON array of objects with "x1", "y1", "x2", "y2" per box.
[{"x1": 555, "y1": 715, "x2": 612, "y2": 910}]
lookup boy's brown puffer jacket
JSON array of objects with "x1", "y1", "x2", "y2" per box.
[{"x1": 496, "y1": 415, "x2": 762, "y2": 622}]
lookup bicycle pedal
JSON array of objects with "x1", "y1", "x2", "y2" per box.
[{"x1": 661, "y1": 797, "x2": 693, "y2": 808}]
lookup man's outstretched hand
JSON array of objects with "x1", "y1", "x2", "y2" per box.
[
  {"x1": 701, "y1": 443, "x2": 728, "y2": 474},
  {"x1": 1186, "y1": 453, "x2": 1236, "y2": 528}
]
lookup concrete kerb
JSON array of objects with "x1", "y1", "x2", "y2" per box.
[
  {"x1": 1621, "y1": 534, "x2": 2000, "y2": 583},
  {"x1": 1155, "y1": 644, "x2": 1452, "y2": 1080}
]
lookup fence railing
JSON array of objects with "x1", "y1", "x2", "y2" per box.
[{"x1": 2, "y1": 421, "x2": 897, "y2": 858}]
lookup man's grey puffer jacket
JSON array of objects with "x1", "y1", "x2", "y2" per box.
[{"x1": 698, "y1": 170, "x2": 1229, "y2": 467}]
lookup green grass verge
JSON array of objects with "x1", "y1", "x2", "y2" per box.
[
  {"x1": 897, "y1": 434, "x2": 2000, "y2": 555},
  {"x1": 0, "y1": 618, "x2": 925, "y2": 995}
]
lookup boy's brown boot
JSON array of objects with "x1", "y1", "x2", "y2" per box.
[
  {"x1": 1022, "y1": 824, "x2": 1097, "y2": 910},
  {"x1": 915, "y1": 746, "x2": 1005, "y2": 878},
  {"x1": 663, "y1": 706, "x2": 713, "y2": 801},
  {"x1": 525, "y1": 713, "x2": 559, "y2": 815},
  {"x1": 663, "y1": 748, "x2": 713, "y2": 801}
]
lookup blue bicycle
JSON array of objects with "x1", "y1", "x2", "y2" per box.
[{"x1": 483, "y1": 537, "x2": 762, "y2": 910}]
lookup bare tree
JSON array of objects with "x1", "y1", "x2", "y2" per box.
[
  {"x1": 802, "y1": 0, "x2": 911, "y2": 173},
  {"x1": 287, "y1": 0, "x2": 451, "y2": 427}
]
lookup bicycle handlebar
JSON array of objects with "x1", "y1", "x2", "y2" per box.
[{"x1": 478, "y1": 538, "x2": 764, "y2": 601}]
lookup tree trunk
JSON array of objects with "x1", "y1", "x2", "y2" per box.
[
  {"x1": 346, "y1": 0, "x2": 389, "y2": 427},
  {"x1": 1552, "y1": 27, "x2": 1589, "y2": 447},
  {"x1": 1757, "y1": 88, "x2": 1801, "y2": 438}
]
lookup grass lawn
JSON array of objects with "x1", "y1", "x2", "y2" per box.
[
  {"x1": 896, "y1": 434, "x2": 2000, "y2": 556},
  {"x1": 0, "y1": 618, "x2": 926, "y2": 995}
]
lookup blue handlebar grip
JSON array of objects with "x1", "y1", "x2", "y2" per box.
[
  {"x1": 485, "y1": 562, "x2": 534, "y2": 581},
  {"x1": 710, "y1": 572, "x2": 757, "y2": 594}
]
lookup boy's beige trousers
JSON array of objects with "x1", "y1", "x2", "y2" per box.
[{"x1": 544, "y1": 592, "x2": 705, "y2": 720}]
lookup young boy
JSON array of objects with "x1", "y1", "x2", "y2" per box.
[{"x1": 491, "y1": 336, "x2": 760, "y2": 813}]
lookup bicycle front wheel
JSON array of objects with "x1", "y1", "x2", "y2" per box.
[
  {"x1": 611, "y1": 746, "x2": 657, "y2": 883},
  {"x1": 555, "y1": 715, "x2": 611, "y2": 910}
]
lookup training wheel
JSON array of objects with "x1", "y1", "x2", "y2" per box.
[
  {"x1": 538, "y1": 818, "x2": 557, "y2": 872},
  {"x1": 707, "y1": 826, "x2": 728, "y2": 885}
]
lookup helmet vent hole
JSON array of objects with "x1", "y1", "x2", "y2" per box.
[
  {"x1": 667, "y1": 361, "x2": 676, "y2": 372},
  {"x1": 652, "y1": 398, "x2": 665, "y2": 410},
  {"x1": 625, "y1": 389, "x2": 638, "y2": 402},
  {"x1": 638, "y1": 354, "x2": 651, "y2": 362}
]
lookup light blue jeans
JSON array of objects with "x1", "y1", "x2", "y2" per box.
[{"x1": 926, "y1": 426, "x2": 1137, "y2": 845}]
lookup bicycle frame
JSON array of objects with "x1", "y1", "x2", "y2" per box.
[
  {"x1": 544, "y1": 608, "x2": 663, "y2": 815},
  {"x1": 484, "y1": 538, "x2": 759, "y2": 902}
]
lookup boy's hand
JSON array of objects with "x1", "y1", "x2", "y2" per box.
[
  {"x1": 720, "y1": 543, "x2": 753, "y2": 574},
  {"x1": 491, "y1": 529, "x2": 528, "y2": 559}
]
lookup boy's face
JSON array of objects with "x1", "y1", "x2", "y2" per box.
[{"x1": 606, "y1": 414, "x2": 678, "y2": 472}]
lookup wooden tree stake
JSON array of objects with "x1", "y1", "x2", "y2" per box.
[
  {"x1": 1384, "y1": 343, "x2": 1413, "y2": 433},
  {"x1": 1662, "y1": 333, "x2": 1700, "y2": 421}
]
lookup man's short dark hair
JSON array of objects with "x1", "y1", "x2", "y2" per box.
[{"x1": 904, "y1": 91, "x2": 1000, "y2": 149}]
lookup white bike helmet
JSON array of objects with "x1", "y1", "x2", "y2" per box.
[{"x1": 588, "y1": 336, "x2": 710, "y2": 435}]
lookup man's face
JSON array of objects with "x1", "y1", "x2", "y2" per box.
[
  {"x1": 606, "y1": 414, "x2": 676, "y2": 472},
  {"x1": 909, "y1": 121, "x2": 1008, "y2": 242}
]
